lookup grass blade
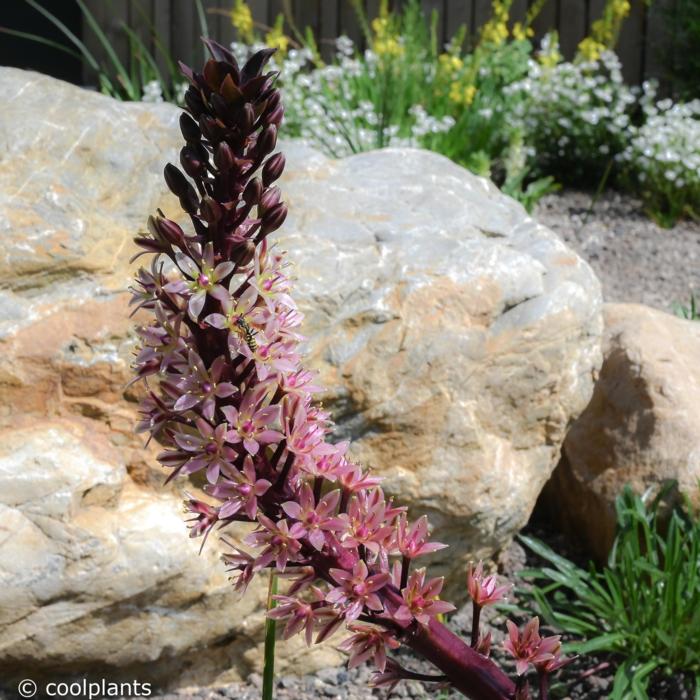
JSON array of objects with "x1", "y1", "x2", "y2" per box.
[
  {"x1": 22, "y1": 0, "x2": 100, "y2": 70},
  {"x1": 75, "y1": 0, "x2": 138, "y2": 99},
  {"x1": 0, "y1": 26, "x2": 83, "y2": 60}
]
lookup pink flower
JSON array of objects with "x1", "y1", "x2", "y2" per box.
[
  {"x1": 267, "y1": 587, "x2": 333, "y2": 646},
  {"x1": 326, "y1": 560, "x2": 390, "y2": 621},
  {"x1": 279, "y1": 368, "x2": 323, "y2": 398},
  {"x1": 164, "y1": 241, "x2": 233, "y2": 320},
  {"x1": 209, "y1": 455, "x2": 272, "y2": 519},
  {"x1": 183, "y1": 494, "x2": 219, "y2": 545},
  {"x1": 393, "y1": 514, "x2": 447, "y2": 559},
  {"x1": 221, "y1": 542, "x2": 255, "y2": 594},
  {"x1": 174, "y1": 352, "x2": 237, "y2": 421},
  {"x1": 203, "y1": 284, "x2": 259, "y2": 353},
  {"x1": 283, "y1": 397, "x2": 333, "y2": 458},
  {"x1": 533, "y1": 635, "x2": 574, "y2": 674},
  {"x1": 393, "y1": 568, "x2": 456, "y2": 627},
  {"x1": 250, "y1": 241, "x2": 295, "y2": 311},
  {"x1": 369, "y1": 659, "x2": 404, "y2": 691},
  {"x1": 281, "y1": 484, "x2": 346, "y2": 550},
  {"x1": 172, "y1": 418, "x2": 238, "y2": 483},
  {"x1": 336, "y1": 462, "x2": 383, "y2": 493},
  {"x1": 338, "y1": 623, "x2": 400, "y2": 672},
  {"x1": 504, "y1": 617, "x2": 559, "y2": 676},
  {"x1": 241, "y1": 339, "x2": 299, "y2": 381},
  {"x1": 245, "y1": 515, "x2": 306, "y2": 571},
  {"x1": 221, "y1": 384, "x2": 284, "y2": 456},
  {"x1": 467, "y1": 561, "x2": 511, "y2": 607},
  {"x1": 341, "y1": 490, "x2": 396, "y2": 555}
]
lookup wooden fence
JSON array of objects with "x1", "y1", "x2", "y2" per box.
[{"x1": 82, "y1": 0, "x2": 676, "y2": 88}]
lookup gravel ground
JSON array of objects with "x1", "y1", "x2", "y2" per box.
[{"x1": 534, "y1": 190, "x2": 700, "y2": 312}]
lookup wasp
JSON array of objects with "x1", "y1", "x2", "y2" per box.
[{"x1": 235, "y1": 316, "x2": 258, "y2": 352}]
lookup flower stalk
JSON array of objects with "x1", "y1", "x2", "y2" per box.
[{"x1": 130, "y1": 38, "x2": 571, "y2": 700}]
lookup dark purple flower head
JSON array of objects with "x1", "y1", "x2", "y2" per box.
[{"x1": 128, "y1": 39, "x2": 560, "y2": 700}]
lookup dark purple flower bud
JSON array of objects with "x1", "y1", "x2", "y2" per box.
[
  {"x1": 256, "y1": 125, "x2": 278, "y2": 158},
  {"x1": 200, "y1": 196, "x2": 223, "y2": 224},
  {"x1": 210, "y1": 92, "x2": 232, "y2": 122},
  {"x1": 180, "y1": 145, "x2": 206, "y2": 178},
  {"x1": 164, "y1": 163, "x2": 191, "y2": 198},
  {"x1": 262, "y1": 153, "x2": 285, "y2": 186},
  {"x1": 219, "y1": 73, "x2": 243, "y2": 104},
  {"x1": 266, "y1": 105, "x2": 284, "y2": 128},
  {"x1": 243, "y1": 177, "x2": 263, "y2": 207},
  {"x1": 214, "y1": 141, "x2": 235, "y2": 172},
  {"x1": 240, "y1": 48, "x2": 276, "y2": 85},
  {"x1": 180, "y1": 113, "x2": 201, "y2": 143},
  {"x1": 235, "y1": 102, "x2": 255, "y2": 132},
  {"x1": 199, "y1": 114, "x2": 226, "y2": 142},
  {"x1": 263, "y1": 90, "x2": 281, "y2": 114},
  {"x1": 151, "y1": 216, "x2": 187, "y2": 247},
  {"x1": 232, "y1": 239, "x2": 257, "y2": 266},
  {"x1": 259, "y1": 186, "x2": 281, "y2": 213},
  {"x1": 179, "y1": 190, "x2": 200, "y2": 216},
  {"x1": 259, "y1": 202, "x2": 287, "y2": 237},
  {"x1": 203, "y1": 37, "x2": 239, "y2": 72},
  {"x1": 185, "y1": 87, "x2": 205, "y2": 118}
]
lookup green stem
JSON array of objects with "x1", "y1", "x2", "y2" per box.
[{"x1": 262, "y1": 571, "x2": 278, "y2": 700}]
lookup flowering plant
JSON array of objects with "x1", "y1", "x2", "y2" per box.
[{"x1": 130, "y1": 39, "x2": 572, "y2": 699}]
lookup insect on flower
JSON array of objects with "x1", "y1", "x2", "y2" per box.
[{"x1": 235, "y1": 315, "x2": 258, "y2": 351}]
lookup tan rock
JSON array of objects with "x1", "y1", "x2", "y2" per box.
[
  {"x1": 0, "y1": 67, "x2": 603, "y2": 684},
  {"x1": 548, "y1": 303, "x2": 700, "y2": 559}
]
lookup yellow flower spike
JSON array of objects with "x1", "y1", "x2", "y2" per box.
[
  {"x1": 265, "y1": 14, "x2": 289, "y2": 55},
  {"x1": 230, "y1": 0, "x2": 254, "y2": 44},
  {"x1": 448, "y1": 82, "x2": 477, "y2": 106},
  {"x1": 577, "y1": 0, "x2": 631, "y2": 60}
]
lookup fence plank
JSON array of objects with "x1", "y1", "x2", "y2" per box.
[
  {"x1": 473, "y1": 0, "x2": 492, "y2": 30},
  {"x1": 82, "y1": 0, "x2": 130, "y2": 89},
  {"x1": 319, "y1": 0, "x2": 340, "y2": 58},
  {"x1": 150, "y1": 0, "x2": 172, "y2": 78},
  {"x1": 644, "y1": 0, "x2": 673, "y2": 85},
  {"x1": 171, "y1": 1, "x2": 197, "y2": 69},
  {"x1": 446, "y1": 0, "x2": 471, "y2": 38},
  {"x1": 297, "y1": 0, "x2": 321, "y2": 37},
  {"x1": 531, "y1": 0, "x2": 557, "y2": 41},
  {"x1": 558, "y1": 0, "x2": 586, "y2": 58},
  {"x1": 339, "y1": 0, "x2": 365, "y2": 48},
  {"x1": 214, "y1": 0, "x2": 236, "y2": 50},
  {"x1": 510, "y1": 0, "x2": 528, "y2": 24},
  {"x1": 616, "y1": 0, "x2": 645, "y2": 84}
]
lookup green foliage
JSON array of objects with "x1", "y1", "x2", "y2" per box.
[
  {"x1": 660, "y1": 0, "x2": 700, "y2": 100},
  {"x1": 673, "y1": 294, "x2": 700, "y2": 321},
  {"x1": 515, "y1": 485, "x2": 700, "y2": 699},
  {"x1": 10, "y1": 0, "x2": 206, "y2": 103}
]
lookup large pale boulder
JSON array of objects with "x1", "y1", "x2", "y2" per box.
[
  {"x1": 547, "y1": 303, "x2": 700, "y2": 560},
  {"x1": 0, "y1": 67, "x2": 602, "y2": 685}
]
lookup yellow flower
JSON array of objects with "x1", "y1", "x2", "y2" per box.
[
  {"x1": 265, "y1": 14, "x2": 289, "y2": 55},
  {"x1": 577, "y1": 0, "x2": 631, "y2": 60},
  {"x1": 449, "y1": 83, "x2": 477, "y2": 106},
  {"x1": 479, "y1": 0, "x2": 512, "y2": 47},
  {"x1": 371, "y1": 13, "x2": 403, "y2": 56},
  {"x1": 230, "y1": 0, "x2": 254, "y2": 44},
  {"x1": 511, "y1": 22, "x2": 533, "y2": 42},
  {"x1": 577, "y1": 36, "x2": 604, "y2": 62},
  {"x1": 438, "y1": 53, "x2": 464, "y2": 74}
]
